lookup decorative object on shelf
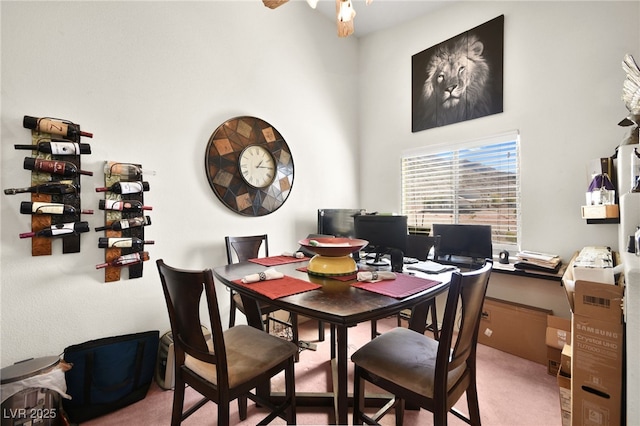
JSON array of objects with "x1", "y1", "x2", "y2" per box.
[
  {"x1": 586, "y1": 173, "x2": 616, "y2": 206},
  {"x1": 632, "y1": 147, "x2": 640, "y2": 192},
  {"x1": 262, "y1": 0, "x2": 369, "y2": 38},
  {"x1": 619, "y1": 54, "x2": 640, "y2": 146},
  {"x1": 205, "y1": 116, "x2": 294, "y2": 217},
  {"x1": 4, "y1": 115, "x2": 92, "y2": 255},
  {"x1": 97, "y1": 161, "x2": 153, "y2": 282}
]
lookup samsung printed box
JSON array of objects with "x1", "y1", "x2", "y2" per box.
[{"x1": 562, "y1": 254, "x2": 625, "y2": 426}]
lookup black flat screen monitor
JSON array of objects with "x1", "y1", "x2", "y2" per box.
[
  {"x1": 431, "y1": 223, "x2": 492, "y2": 266},
  {"x1": 354, "y1": 215, "x2": 408, "y2": 264},
  {"x1": 317, "y1": 209, "x2": 365, "y2": 238}
]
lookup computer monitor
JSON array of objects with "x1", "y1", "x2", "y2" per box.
[
  {"x1": 431, "y1": 223, "x2": 492, "y2": 267},
  {"x1": 317, "y1": 209, "x2": 366, "y2": 238},
  {"x1": 354, "y1": 215, "x2": 408, "y2": 266}
]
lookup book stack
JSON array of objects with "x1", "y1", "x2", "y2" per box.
[{"x1": 515, "y1": 250, "x2": 562, "y2": 272}]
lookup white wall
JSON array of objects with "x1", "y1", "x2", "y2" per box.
[
  {"x1": 0, "y1": 0, "x2": 638, "y2": 383},
  {"x1": 0, "y1": 1, "x2": 361, "y2": 365},
  {"x1": 358, "y1": 1, "x2": 638, "y2": 263}
]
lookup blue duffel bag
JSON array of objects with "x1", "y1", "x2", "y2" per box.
[{"x1": 62, "y1": 331, "x2": 159, "y2": 423}]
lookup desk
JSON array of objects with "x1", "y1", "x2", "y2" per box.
[
  {"x1": 492, "y1": 260, "x2": 567, "y2": 283},
  {"x1": 213, "y1": 260, "x2": 451, "y2": 425}
]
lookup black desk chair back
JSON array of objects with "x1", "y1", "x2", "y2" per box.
[
  {"x1": 156, "y1": 259, "x2": 297, "y2": 426},
  {"x1": 371, "y1": 234, "x2": 441, "y2": 340},
  {"x1": 352, "y1": 259, "x2": 493, "y2": 426}
]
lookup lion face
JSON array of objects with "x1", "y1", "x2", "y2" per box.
[{"x1": 421, "y1": 34, "x2": 491, "y2": 126}]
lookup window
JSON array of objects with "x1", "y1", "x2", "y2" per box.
[{"x1": 401, "y1": 131, "x2": 520, "y2": 251}]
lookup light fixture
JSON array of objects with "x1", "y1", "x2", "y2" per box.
[
  {"x1": 338, "y1": 1, "x2": 355, "y2": 22},
  {"x1": 262, "y1": 0, "x2": 373, "y2": 38}
]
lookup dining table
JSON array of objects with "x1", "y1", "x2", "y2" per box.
[{"x1": 212, "y1": 256, "x2": 454, "y2": 425}]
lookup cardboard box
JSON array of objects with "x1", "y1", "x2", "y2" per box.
[
  {"x1": 548, "y1": 346, "x2": 562, "y2": 376},
  {"x1": 478, "y1": 297, "x2": 552, "y2": 365},
  {"x1": 571, "y1": 246, "x2": 616, "y2": 285},
  {"x1": 558, "y1": 365, "x2": 572, "y2": 416},
  {"x1": 562, "y1": 253, "x2": 625, "y2": 426},
  {"x1": 561, "y1": 343, "x2": 572, "y2": 374},
  {"x1": 580, "y1": 205, "x2": 619, "y2": 220},
  {"x1": 547, "y1": 315, "x2": 572, "y2": 348},
  {"x1": 546, "y1": 315, "x2": 572, "y2": 375}
]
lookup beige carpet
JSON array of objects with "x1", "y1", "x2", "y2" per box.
[{"x1": 83, "y1": 317, "x2": 561, "y2": 425}]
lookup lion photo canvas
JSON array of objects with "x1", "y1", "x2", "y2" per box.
[{"x1": 412, "y1": 15, "x2": 504, "y2": 132}]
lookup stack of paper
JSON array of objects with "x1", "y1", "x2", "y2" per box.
[{"x1": 515, "y1": 250, "x2": 562, "y2": 272}]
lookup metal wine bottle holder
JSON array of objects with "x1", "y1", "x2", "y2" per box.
[
  {"x1": 25, "y1": 121, "x2": 87, "y2": 255},
  {"x1": 100, "y1": 162, "x2": 152, "y2": 283}
]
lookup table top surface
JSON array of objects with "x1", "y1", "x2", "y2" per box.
[{"x1": 213, "y1": 260, "x2": 452, "y2": 327}]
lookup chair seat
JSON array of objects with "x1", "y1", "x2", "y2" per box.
[
  {"x1": 185, "y1": 325, "x2": 298, "y2": 389},
  {"x1": 351, "y1": 327, "x2": 465, "y2": 397}
]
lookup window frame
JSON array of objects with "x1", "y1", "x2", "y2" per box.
[{"x1": 401, "y1": 131, "x2": 521, "y2": 254}]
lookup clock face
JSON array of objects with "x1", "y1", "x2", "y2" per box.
[
  {"x1": 239, "y1": 145, "x2": 275, "y2": 188},
  {"x1": 205, "y1": 116, "x2": 294, "y2": 216}
]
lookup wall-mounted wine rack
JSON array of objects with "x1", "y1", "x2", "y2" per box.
[
  {"x1": 97, "y1": 162, "x2": 153, "y2": 282},
  {"x1": 4, "y1": 116, "x2": 93, "y2": 256}
]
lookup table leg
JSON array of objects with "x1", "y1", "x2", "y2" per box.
[{"x1": 335, "y1": 325, "x2": 348, "y2": 425}]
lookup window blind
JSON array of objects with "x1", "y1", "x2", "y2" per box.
[{"x1": 401, "y1": 132, "x2": 520, "y2": 249}]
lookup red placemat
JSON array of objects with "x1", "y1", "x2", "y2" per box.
[
  {"x1": 249, "y1": 256, "x2": 309, "y2": 266},
  {"x1": 351, "y1": 273, "x2": 441, "y2": 299},
  {"x1": 296, "y1": 266, "x2": 357, "y2": 282},
  {"x1": 233, "y1": 275, "x2": 321, "y2": 300}
]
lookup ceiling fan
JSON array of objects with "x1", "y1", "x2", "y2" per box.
[{"x1": 262, "y1": 0, "x2": 372, "y2": 38}]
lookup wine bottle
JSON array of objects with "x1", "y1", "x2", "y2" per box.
[
  {"x1": 20, "y1": 201, "x2": 94, "y2": 215},
  {"x1": 96, "y1": 251, "x2": 150, "y2": 269},
  {"x1": 23, "y1": 157, "x2": 93, "y2": 176},
  {"x1": 98, "y1": 199, "x2": 152, "y2": 212},
  {"x1": 95, "y1": 181, "x2": 150, "y2": 194},
  {"x1": 103, "y1": 162, "x2": 156, "y2": 179},
  {"x1": 14, "y1": 140, "x2": 91, "y2": 155},
  {"x1": 19, "y1": 221, "x2": 90, "y2": 239},
  {"x1": 4, "y1": 181, "x2": 78, "y2": 195},
  {"x1": 98, "y1": 237, "x2": 155, "y2": 250},
  {"x1": 23, "y1": 115, "x2": 93, "y2": 139},
  {"x1": 95, "y1": 216, "x2": 151, "y2": 232}
]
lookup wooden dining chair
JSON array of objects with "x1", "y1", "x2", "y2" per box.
[
  {"x1": 225, "y1": 235, "x2": 279, "y2": 331},
  {"x1": 226, "y1": 235, "x2": 325, "y2": 357},
  {"x1": 371, "y1": 234, "x2": 441, "y2": 340},
  {"x1": 352, "y1": 259, "x2": 493, "y2": 426},
  {"x1": 156, "y1": 259, "x2": 297, "y2": 426}
]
